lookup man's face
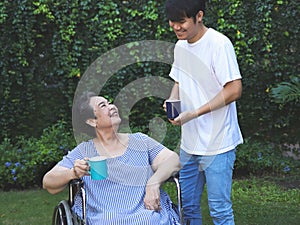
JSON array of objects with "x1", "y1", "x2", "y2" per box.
[
  {"x1": 169, "y1": 17, "x2": 199, "y2": 43},
  {"x1": 169, "y1": 11, "x2": 203, "y2": 43}
]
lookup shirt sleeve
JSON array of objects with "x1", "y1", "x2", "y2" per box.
[
  {"x1": 135, "y1": 133, "x2": 165, "y2": 165},
  {"x1": 212, "y1": 40, "x2": 242, "y2": 87},
  {"x1": 57, "y1": 143, "x2": 85, "y2": 169},
  {"x1": 169, "y1": 41, "x2": 182, "y2": 82}
]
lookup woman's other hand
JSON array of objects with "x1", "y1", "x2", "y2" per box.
[{"x1": 144, "y1": 183, "x2": 161, "y2": 211}]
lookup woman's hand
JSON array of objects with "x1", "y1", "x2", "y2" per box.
[
  {"x1": 144, "y1": 183, "x2": 161, "y2": 211},
  {"x1": 143, "y1": 148, "x2": 180, "y2": 211},
  {"x1": 72, "y1": 158, "x2": 90, "y2": 179}
]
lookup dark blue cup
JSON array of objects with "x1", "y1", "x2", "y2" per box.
[{"x1": 166, "y1": 100, "x2": 181, "y2": 119}]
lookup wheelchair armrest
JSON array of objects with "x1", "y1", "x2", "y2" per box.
[
  {"x1": 68, "y1": 179, "x2": 87, "y2": 224},
  {"x1": 68, "y1": 179, "x2": 84, "y2": 208},
  {"x1": 166, "y1": 171, "x2": 179, "y2": 183}
]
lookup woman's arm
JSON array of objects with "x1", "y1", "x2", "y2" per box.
[
  {"x1": 43, "y1": 159, "x2": 90, "y2": 194},
  {"x1": 148, "y1": 148, "x2": 180, "y2": 185},
  {"x1": 144, "y1": 148, "x2": 180, "y2": 211},
  {"x1": 42, "y1": 165, "x2": 77, "y2": 194}
]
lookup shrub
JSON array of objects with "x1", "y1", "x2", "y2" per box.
[
  {"x1": 0, "y1": 120, "x2": 76, "y2": 190},
  {"x1": 129, "y1": 113, "x2": 181, "y2": 153},
  {"x1": 235, "y1": 138, "x2": 300, "y2": 177},
  {"x1": 270, "y1": 75, "x2": 300, "y2": 105}
]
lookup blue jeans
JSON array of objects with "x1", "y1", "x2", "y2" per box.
[{"x1": 179, "y1": 149, "x2": 236, "y2": 225}]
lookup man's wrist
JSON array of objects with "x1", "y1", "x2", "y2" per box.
[{"x1": 193, "y1": 109, "x2": 200, "y2": 118}]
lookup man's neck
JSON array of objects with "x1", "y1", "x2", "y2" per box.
[{"x1": 188, "y1": 24, "x2": 208, "y2": 43}]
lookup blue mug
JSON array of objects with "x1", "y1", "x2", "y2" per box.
[{"x1": 88, "y1": 156, "x2": 108, "y2": 180}]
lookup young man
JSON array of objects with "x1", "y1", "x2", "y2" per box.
[{"x1": 164, "y1": 0, "x2": 243, "y2": 224}]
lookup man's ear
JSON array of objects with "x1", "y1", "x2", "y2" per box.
[
  {"x1": 197, "y1": 10, "x2": 204, "y2": 23},
  {"x1": 86, "y1": 118, "x2": 96, "y2": 127}
]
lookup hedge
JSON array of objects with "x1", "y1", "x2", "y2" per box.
[{"x1": 0, "y1": 0, "x2": 299, "y2": 189}]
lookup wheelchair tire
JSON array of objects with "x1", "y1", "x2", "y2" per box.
[{"x1": 52, "y1": 200, "x2": 74, "y2": 225}]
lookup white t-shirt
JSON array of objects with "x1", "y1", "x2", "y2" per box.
[{"x1": 169, "y1": 28, "x2": 243, "y2": 155}]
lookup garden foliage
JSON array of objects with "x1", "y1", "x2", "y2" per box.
[
  {"x1": 0, "y1": 120, "x2": 75, "y2": 190},
  {"x1": 0, "y1": 0, "x2": 299, "y2": 189}
]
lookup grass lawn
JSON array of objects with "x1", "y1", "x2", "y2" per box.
[
  {"x1": 0, "y1": 176, "x2": 299, "y2": 225},
  {"x1": 0, "y1": 188, "x2": 67, "y2": 225}
]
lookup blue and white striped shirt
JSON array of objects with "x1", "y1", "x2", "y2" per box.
[{"x1": 58, "y1": 132, "x2": 180, "y2": 225}]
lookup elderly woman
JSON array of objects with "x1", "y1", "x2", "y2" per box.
[{"x1": 43, "y1": 92, "x2": 181, "y2": 225}]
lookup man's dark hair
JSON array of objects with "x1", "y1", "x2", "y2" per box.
[
  {"x1": 165, "y1": 0, "x2": 206, "y2": 22},
  {"x1": 73, "y1": 91, "x2": 97, "y2": 138}
]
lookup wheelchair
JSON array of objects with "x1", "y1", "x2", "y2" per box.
[{"x1": 52, "y1": 172, "x2": 184, "y2": 225}]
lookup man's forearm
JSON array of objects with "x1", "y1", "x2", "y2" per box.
[
  {"x1": 169, "y1": 82, "x2": 180, "y2": 100},
  {"x1": 196, "y1": 79, "x2": 242, "y2": 117}
]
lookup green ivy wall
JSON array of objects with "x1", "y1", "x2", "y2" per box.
[{"x1": 0, "y1": 0, "x2": 299, "y2": 143}]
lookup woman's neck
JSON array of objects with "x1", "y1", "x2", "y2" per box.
[{"x1": 93, "y1": 131, "x2": 128, "y2": 157}]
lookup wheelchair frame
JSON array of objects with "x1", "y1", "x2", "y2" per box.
[
  {"x1": 52, "y1": 172, "x2": 184, "y2": 225},
  {"x1": 52, "y1": 179, "x2": 86, "y2": 225}
]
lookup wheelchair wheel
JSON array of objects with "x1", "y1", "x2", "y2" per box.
[{"x1": 52, "y1": 200, "x2": 74, "y2": 225}]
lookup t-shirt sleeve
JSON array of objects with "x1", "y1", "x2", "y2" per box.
[
  {"x1": 169, "y1": 42, "x2": 182, "y2": 82},
  {"x1": 169, "y1": 65, "x2": 179, "y2": 82},
  {"x1": 213, "y1": 40, "x2": 242, "y2": 86}
]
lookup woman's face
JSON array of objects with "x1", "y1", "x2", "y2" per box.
[{"x1": 89, "y1": 96, "x2": 121, "y2": 128}]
